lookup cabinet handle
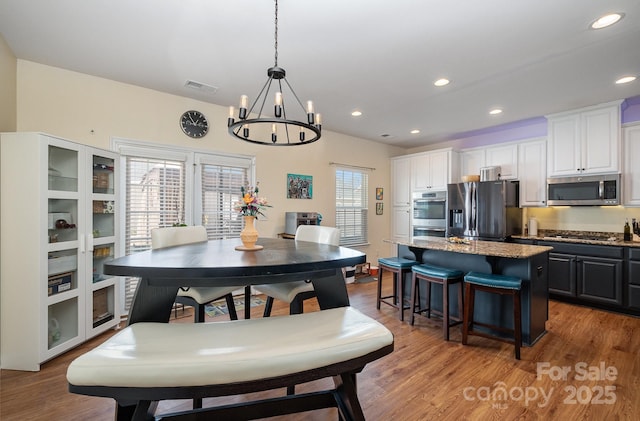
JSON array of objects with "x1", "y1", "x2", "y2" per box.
[{"x1": 87, "y1": 233, "x2": 94, "y2": 252}]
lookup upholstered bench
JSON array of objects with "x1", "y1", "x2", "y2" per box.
[{"x1": 67, "y1": 307, "x2": 394, "y2": 421}]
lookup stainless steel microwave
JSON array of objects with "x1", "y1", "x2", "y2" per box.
[{"x1": 547, "y1": 174, "x2": 620, "y2": 206}]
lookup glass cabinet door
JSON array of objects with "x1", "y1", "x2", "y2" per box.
[{"x1": 48, "y1": 144, "x2": 80, "y2": 244}]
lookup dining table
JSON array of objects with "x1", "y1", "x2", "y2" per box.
[{"x1": 104, "y1": 237, "x2": 366, "y2": 324}]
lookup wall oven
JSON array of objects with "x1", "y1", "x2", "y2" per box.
[
  {"x1": 547, "y1": 174, "x2": 620, "y2": 206},
  {"x1": 412, "y1": 190, "x2": 447, "y2": 238}
]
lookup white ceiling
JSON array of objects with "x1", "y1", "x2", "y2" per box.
[{"x1": 1, "y1": 0, "x2": 639, "y2": 148}]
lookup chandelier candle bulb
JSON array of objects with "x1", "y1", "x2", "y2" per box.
[
  {"x1": 271, "y1": 123, "x2": 277, "y2": 143},
  {"x1": 243, "y1": 124, "x2": 249, "y2": 138},
  {"x1": 299, "y1": 127, "x2": 305, "y2": 141},
  {"x1": 228, "y1": 106, "x2": 235, "y2": 127},
  {"x1": 239, "y1": 95, "x2": 248, "y2": 119},
  {"x1": 307, "y1": 101, "x2": 315, "y2": 124},
  {"x1": 315, "y1": 113, "x2": 322, "y2": 128},
  {"x1": 274, "y1": 92, "x2": 283, "y2": 117}
]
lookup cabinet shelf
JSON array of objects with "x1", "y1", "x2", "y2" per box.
[{"x1": 48, "y1": 175, "x2": 78, "y2": 192}]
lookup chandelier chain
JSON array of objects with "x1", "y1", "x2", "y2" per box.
[{"x1": 274, "y1": 0, "x2": 278, "y2": 66}]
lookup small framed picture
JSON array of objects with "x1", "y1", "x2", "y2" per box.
[
  {"x1": 376, "y1": 187, "x2": 383, "y2": 200},
  {"x1": 376, "y1": 202, "x2": 383, "y2": 215},
  {"x1": 287, "y1": 174, "x2": 313, "y2": 199}
]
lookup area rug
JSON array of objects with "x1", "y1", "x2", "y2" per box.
[
  {"x1": 205, "y1": 296, "x2": 265, "y2": 317},
  {"x1": 354, "y1": 276, "x2": 377, "y2": 284}
]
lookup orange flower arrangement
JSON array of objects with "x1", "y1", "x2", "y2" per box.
[{"x1": 234, "y1": 183, "x2": 271, "y2": 218}]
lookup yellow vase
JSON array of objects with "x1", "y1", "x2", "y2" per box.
[{"x1": 239, "y1": 215, "x2": 260, "y2": 249}]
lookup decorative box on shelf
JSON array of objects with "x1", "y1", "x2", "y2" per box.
[
  {"x1": 48, "y1": 255, "x2": 77, "y2": 276},
  {"x1": 48, "y1": 272, "x2": 73, "y2": 296}
]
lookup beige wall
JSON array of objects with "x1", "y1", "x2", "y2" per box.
[
  {"x1": 0, "y1": 35, "x2": 17, "y2": 132},
  {"x1": 15, "y1": 60, "x2": 404, "y2": 259}
]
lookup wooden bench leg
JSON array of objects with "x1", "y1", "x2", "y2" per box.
[
  {"x1": 442, "y1": 280, "x2": 449, "y2": 341},
  {"x1": 514, "y1": 290, "x2": 522, "y2": 360},
  {"x1": 333, "y1": 373, "x2": 365, "y2": 421},
  {"x1": 115, "y1": 400, "x2": 157, "y2": 421},
  {"x1": 462, "y1": 282, "x2": 474, "y2": 345},
  {"x1": 410, "y1": 272, "x2": 418, "y2": 325}
]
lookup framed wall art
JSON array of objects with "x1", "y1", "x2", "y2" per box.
[
  {"x1": 376, "y1": 187, "x2": 383, "y2": 200},
  {"x1": 376, "y1": 202, "x2": 383, "y2": 215},
  {"x1": 287, "y1": 174, "x2": 313, "y2": 199}
]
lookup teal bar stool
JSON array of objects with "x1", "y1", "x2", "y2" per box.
[
  {"x1": 462, "y1": 271, "x2": 523, "y2": 360},
  {"x1": 410, "y1": 264, "x2": 464, "y2": 341},
  {"x1": 377, "y1": 257, "x2": 418, "y2": 321}
]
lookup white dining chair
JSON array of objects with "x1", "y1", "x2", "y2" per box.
[
  {"x1": 254, "y1": 225, "x2": 341, "y2": 317},
  {"x1": 151, "y1": 226, "x2": 240, "y2": 322}
]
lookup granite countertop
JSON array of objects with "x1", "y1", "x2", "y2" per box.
[
  {"x1": 513, "y1": 229, "x2": 640, "y2": 248},
  {"x1": 387, "y1": 236, "x2": 553, "y2": 259}
]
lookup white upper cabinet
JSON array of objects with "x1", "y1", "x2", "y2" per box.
[
  {"x1": 547, "y1": 101, "x2": 622, "y2": 177},
  {"x1": 518, "y1": 138, "x2": 547, "y2": 207},
  {"x1": 391, "y1": 156, "x2": 411, "y2": 207},
  {"x1": 460, "y1": 149, "x2": 485, "y2": 178},
  {"x1": 623, "y1": 123, "x2": 640, "y2": 206},
  {"x1": 460, "y1": 142, "x2": 518, "y2": 180},
  {"x1": 411, "y1": 148, "x2": 457, "y2": 191},
  {"x1": 485, "y1": 143, "x2": 518, "y2": 180}
]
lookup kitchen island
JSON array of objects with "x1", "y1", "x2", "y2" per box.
[{"x1": 388, "y1": 236, "x2": 553, "y2": 345}]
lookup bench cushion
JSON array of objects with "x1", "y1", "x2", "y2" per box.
[
  {"x1": 412, "y1": 264, "x2": 463, "y2": 279},
  {"x1": 378, "y1": 257, "x2": 418, "y2": 269},
  {"x1": 67, "y1": 307, "x2": 393, "y2": 388},
  {"x1": 464, "y1": 271, "x2": 522, "y2": 290}
]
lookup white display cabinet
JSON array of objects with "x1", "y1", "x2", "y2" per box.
[{"x1": 1, "y1": 132, "x2": 120, "y2": 371}]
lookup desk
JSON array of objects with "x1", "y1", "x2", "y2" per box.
[{"x1": 105, "y1": 237, "x2": 366, "y2": 324}]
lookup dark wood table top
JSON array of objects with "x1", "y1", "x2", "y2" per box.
[{"x1": 105, "y1": 237, "x2": 366, "y2": 287}]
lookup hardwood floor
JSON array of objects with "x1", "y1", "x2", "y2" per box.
[{"x1": 1, "y1": 278, "x2": 639, "y2": 420}]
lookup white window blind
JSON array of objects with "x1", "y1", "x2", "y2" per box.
[
  {"x1": 200, "y1": 162, "x2": 248, "y2": 239},
  {"x1": 335, "y1": 168, "x2": 369, "y2": 246},
  {"x1": 122, "y1": 156, "x2": 187, "y2": 311}
]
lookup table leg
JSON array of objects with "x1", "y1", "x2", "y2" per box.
[
  {"x1": 244, "y1": 285, "x2": 251, "y2": 319},
  {"x1": 127, "y1": 278, "x2": 178, "y2": 325},
  {"x1": 311, "y1": 269, "x2": 350, "y2": 309}
]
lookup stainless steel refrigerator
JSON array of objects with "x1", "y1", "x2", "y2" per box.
[{"x1": 446, "y1": 180, "x2": 522, "y2": 240}]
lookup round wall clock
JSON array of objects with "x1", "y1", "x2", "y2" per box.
[{"x1": 180, "y1": 110, "x2": 209, "y2": 138}]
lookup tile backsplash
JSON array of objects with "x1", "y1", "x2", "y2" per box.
[{"x1": 524, "y1": 207, "x2": 639, "y2": 235}]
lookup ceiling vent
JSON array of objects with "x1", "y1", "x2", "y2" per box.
[{"x1": 184, "y1": 80, "x2": 218, "y2": 94}]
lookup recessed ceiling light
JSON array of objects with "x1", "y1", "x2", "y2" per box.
[
  {"x1": 351, "y1": 111, "x2": 362, "y2": 117},
  {"x1": 489, "y1": 108, "x2": 503, "y2": 115},
  {"x1": 410, "y1": 129, "x2": 420, "y2": 134},
  {"x1": 434, "y1": 78, "x2": 450, "y2": 87},
  {"x1": 615, "y1": 76, "x2": 636, "y2": 84},
  {"x1": 590, "y1": 13, "x2": 624, "y2": 29}
]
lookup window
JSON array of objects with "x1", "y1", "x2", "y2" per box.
[
  {"x1": 125, "y1": 156, "x2": 186, "y2": 255},
  {"x1": 335, "y1": 168, "x2": 368, "y2": 246},
  {"x1": 114, "y1": 139, "x2": 253, "y2": 313}
]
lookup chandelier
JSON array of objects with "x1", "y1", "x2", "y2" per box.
[{"x1": 227, "y1": 0, "x2": 321, "y2": 146}]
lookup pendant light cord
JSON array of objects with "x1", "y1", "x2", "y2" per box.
[{"x1": 274, "y1": 0, "x2": 279, "y2": 67}]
